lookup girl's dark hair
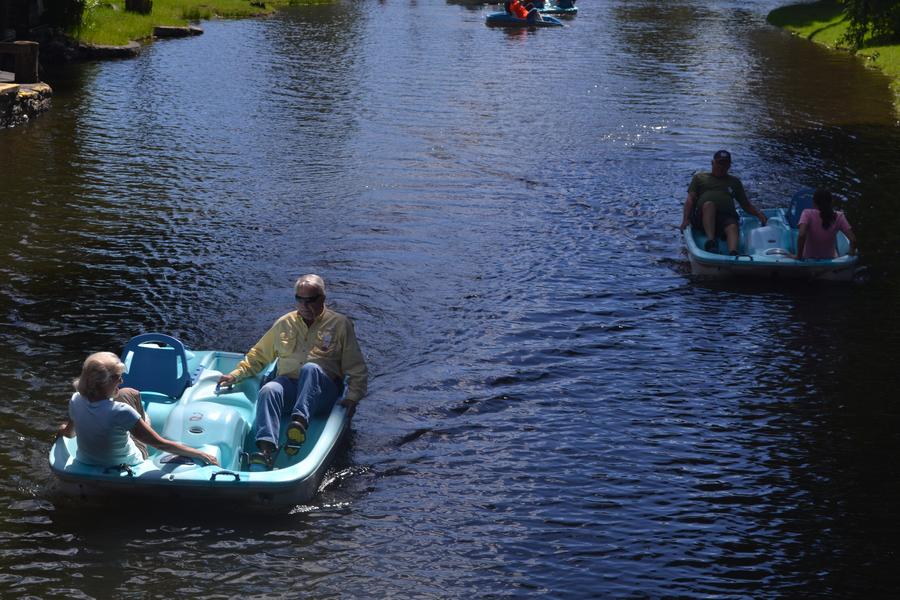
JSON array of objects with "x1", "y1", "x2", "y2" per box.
[{"x1": 813, "y1": 188, "x2": 836, "y2": 230}]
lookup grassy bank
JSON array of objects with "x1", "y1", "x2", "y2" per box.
[
  {"x1": 767, "y1": 0, "x2": 900, "y2": 110},
  {"x1": 71, "y1": 0, "x2": 320, "y2": 46}
]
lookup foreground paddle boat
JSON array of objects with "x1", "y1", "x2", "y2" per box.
[
  {"x1": 49, "y1": 333, "x2": 351, "y2": 508},
  {"x1": 485, "y1": 11, "x2": 563, "y2": 27},
  {"x1": 684, "y1": 192, "x2": 858, "y2": 281}
]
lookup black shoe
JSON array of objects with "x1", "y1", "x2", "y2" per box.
[
  {"x1": 704, "y1": 239, "x2": 717, "y2": 253},
  {"x1": 729, "y1": 250, "x2": 739, "y2": 256}
]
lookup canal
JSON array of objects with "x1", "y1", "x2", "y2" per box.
[{"x1": 2, "y1": 0, "x2": 900, "y2": 596}]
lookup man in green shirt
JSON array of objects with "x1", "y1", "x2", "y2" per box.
[{"x1": 679, "y1": 150, "x2": 768, "y2": 255}]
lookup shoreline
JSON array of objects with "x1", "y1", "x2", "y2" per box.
[
  {"x1": 767, "y1": 0, "x2": 900, "y2": 113},
  {"x1": 0, "y1": 81, "x2": 52, "y2": 127},
  {"x1": 64, "y1": 0, "x2": 294, "y2": 49}
]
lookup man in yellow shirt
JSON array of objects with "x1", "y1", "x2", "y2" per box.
[{"x1": 218, "y1": 274, "x2": 368, "y2": 470}]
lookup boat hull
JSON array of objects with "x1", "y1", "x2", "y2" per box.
[
  {"x1": 49, "y1": 343, "x2": 351, "y2": 509},
  {"x1": 485, "y1": 12, "x2": 564, "y2": 27},
  {"x1": 684, "y1": 208, "x2": 858, "y2": 281}
]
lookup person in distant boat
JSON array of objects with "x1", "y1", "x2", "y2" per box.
[
  {"x1": 795, "y1": 188, "x2": 857, "y2": 259},
  {"x1": 56, "y1": 352, "x2": 219, "y2": 467},
  {"x1": 505, "y1": 0, "x2": 543, "y2": 22},
  {"x1": 679, "y1": 150, "x2": 768, "y2": 256},
  {"x1": 217, "y1": 274, "x2": 368, "y2": 471}
]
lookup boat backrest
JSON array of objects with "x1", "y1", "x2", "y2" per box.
[
  {"x1": 787, "y1": 188, "x2": 815, "y2": 229},
  {"x1": 121, "y1": 333, "x2": 191, "y2": 400}
]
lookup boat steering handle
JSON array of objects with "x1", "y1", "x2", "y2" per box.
[{"x1": 214, "y1": 382, "x2": 236, "y2": 395}]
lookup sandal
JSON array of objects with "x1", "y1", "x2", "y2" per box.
[
  {"x1": 283, "y1": 420, "x2": 307, "y2": 456},
  {"x1": 704, "y1": 239, "x2": 717, "y2": 253}
]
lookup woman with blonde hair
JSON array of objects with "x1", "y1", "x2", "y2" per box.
[{"x1": 57, "y1": 352, "x2": 219, "y2": 467}]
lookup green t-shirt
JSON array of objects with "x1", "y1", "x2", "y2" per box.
[{"x1": 688, "y1": 172, "x2": 747, "y2": 217}]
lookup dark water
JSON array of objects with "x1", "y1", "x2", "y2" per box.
[{"x1": 2, "y1": 0, "x2": 900, "y2": 596}]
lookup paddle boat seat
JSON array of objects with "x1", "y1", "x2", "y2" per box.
[
  {"x1": 786, "y1": 188, "x2": 814, "y2": 229},
  {"x1": 121, "y1": 332, "x2": 197, "y2": 398},
  {"x1": 746, "y1": 221, "x2": 791, "y2": 256},
  {"x1": 121, "y1": 333, "x2": 203, "y2": 429}
]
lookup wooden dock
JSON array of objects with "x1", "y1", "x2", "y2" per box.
[{"x1": 0, "y1": 41, "x2": 51, "y2": 127}]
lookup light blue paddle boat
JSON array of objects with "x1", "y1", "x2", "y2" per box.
[
  {"x1": 684, "y1": 190, "x2": 858, "y2": 281},
  {"x1": 49, "y1": 333, "x2": 351, "y2": 508},
  {"x1": 485, "y1": 11, "x2": 563, "y2": 27},
  {"x1": 531, "y1": 0, "x2": 577, "y2": 16}
]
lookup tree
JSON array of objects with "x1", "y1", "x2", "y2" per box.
[
  {"x1": 842, "y1": 0, "x2": 900, "y2": 49},
  {"x1": 43, "y1": 0, "x2": 85, "y2": 30}
]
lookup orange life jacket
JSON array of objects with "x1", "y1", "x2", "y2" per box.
[{"x1": 509, "y1": 0, "x2": 529, "y2": 19}]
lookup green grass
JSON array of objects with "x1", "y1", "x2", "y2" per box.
[
  {"x1": 767, "y1": 0, "x2": 848, "y2": 46},
  {"x1": 768, "y1": 1, "x2": 900, "y2": 110},
  {"x1": 70, "y1": 0, "x2": 325, "y2": 46}
]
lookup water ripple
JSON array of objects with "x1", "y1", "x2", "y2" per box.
[{"x1": 2, "y1": 0, "x2": 900, "y2": 598}]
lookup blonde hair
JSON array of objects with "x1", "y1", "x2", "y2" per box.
[
  {"x1": 73, "y1": 352, "x2": 125, "y2": 400},
  {"x1": 295, "y1": 274, "x2": 326, "y2": 296}
]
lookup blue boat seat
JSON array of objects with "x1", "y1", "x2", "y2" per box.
[
  {"x1": 787, "y1": 188, "x2": 815, "y2": 229},
  {"x1": 121, "y1": 333, "x2": 192, "y2": 400}
]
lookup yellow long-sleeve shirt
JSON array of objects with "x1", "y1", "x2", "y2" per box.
[{"x1": 229, "y1": 307, "x2": 368, "y2": 403}]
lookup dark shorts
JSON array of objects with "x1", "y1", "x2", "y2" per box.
[{"x1": 691, "y1": 203, "x2": 738, "y2": 240}]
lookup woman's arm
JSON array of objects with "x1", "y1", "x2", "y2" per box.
[
  {"x1": 796, "y1": 223, "x2": 808, "y2": 259},
  {"x1": 846, "y1": 229, "x2": 857, "y2": 256},
  {"x1": 130, "y1": 420, "x2": 220, "y2": 466}
]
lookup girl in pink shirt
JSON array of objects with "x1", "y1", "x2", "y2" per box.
[{"x1": 796, "y1": 189, "x2": 857, "y2": 259}]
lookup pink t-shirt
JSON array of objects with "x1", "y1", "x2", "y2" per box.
[{"x1": 798, "y1": 209, "x2": 852, "y2": 258}]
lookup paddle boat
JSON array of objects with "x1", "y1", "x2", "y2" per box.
[
  {"x1": 683, "y1": 190, "x2": 858, "y2": 281},
  {"x1": 531, "y1": 0, "x2": 577, "y2": 16},
  {"x1": 485, "y1": 10, "x2": 563, "y2": 27},
  {"x1": 49, "y1": 333, "x2": 351, "y2": 508}
]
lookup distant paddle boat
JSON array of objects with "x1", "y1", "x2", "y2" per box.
[
  {"x1": 485, "y1": 11, "x2": 564, "y2": 27},
  {"x1": 683, "y1": 190, "x2": 858, "y2": 281},
  {"x1": 531, "y1": 0, "x2": 577, "y2": 15},
  {"x1": 49, "y1": 333, "x2": 351, "y2": 508}
]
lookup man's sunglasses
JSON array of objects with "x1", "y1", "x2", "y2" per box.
[{"x1": 295, "y1": 294, "x2": 322, "y2": 304}]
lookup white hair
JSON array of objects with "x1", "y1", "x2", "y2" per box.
[{"x1": 295, "y1": 274, "x2": 325, "y2": 296}]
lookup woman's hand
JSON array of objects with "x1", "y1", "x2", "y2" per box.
[
  {"x1": 56, "y1": 421, "x2": 74, "y2": 439},
  {"x1": 218, "y1": 374, "x2": 236, "y2": 387},
  {"x1": 197, "y1": 452, "x2": 220, "y2": 467}
]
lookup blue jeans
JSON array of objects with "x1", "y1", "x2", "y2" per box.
[{"x1": 254, "y1": 363, "x2": 339, "y2": 447}]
